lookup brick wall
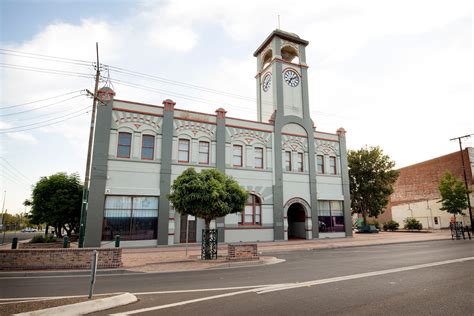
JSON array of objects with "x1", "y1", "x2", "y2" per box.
[
  {"x1": 391, "y1": 149, "x2": 472, "y2": 205},
  {"x1": 0, "y1": 248, "x2": 122, "y2": 270},
  {"x1": 227, "y1": 244, "x2": 259, "y2": 261}
]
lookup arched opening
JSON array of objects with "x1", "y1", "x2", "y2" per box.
[
  {"x1": 262, "y1": 50, "x2": 272, "y2": 69},
  {"x1": 281, "y1": 45, "x2": 299, "y2": 64},
  {"x1": 287, "y1": 203, "x2": 306, "y2": 239}
]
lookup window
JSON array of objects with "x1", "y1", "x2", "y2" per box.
[
  {"x1": 285, "y1": 151, "x2": 292, "y2": 171},
  {"x1": 239, "y1": 194, "x2": 262, "y2": 225},
  {"x1": 318, "y1": 200, "x2": 344, "y2": 233},
  {"x1": 329, "y1": 156, "x2": 337, "y2": 175},
  {"x1": 255, "y1": 147, "x2": 264, "y2": 169},
  {"x1": 178, "y1": 139, "x2": 190, "y2": 162},
  {"x1": 317, "y1": 155, "x2": 325, "y2": 174},
  {"x1": 199, "y1": 141, "x2": 210, "y2": 164},
  {"x1": 141, "y1": 135, "x2": 155, "y2": 160},
  {"x1": 297, "y1": 153, "x2": 304, "y2": 172},
  {"x1": 117, "y1": 132, "x2": 132, "y2": 158},
  {"x1": 102, "y1": 196, "x2": 158, "y2": 241},
  {"x1": 233, "y1": 145, "x2": 243, "y2": 167}
]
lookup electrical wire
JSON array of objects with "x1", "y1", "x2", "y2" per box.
[
  {"x1": 0, "y1": 95, "x2": 85, "y2": 117},
  {"x1": 0, "y1": 111, "x2": 90, "y2": 134},
  {"x1": 1, "y1": 90, "x2": 84, "y2": 109},
  {"x1": 0, "y1": 48, "x2": 92, "y2": 65},
  {"x1": 0, "y1": 164, "x2": 31, "y2": 187},
  {"x1": 0, "y1": 63, "x2": 94, "y2": 78},
  {"x1": 0, "y1": 51, "x2": 94, "y2": 67},
  {"x1": 0, "y1": 105, "x2": 92, "y2": 131},
  {"x1": 0, "y1": 158, "x2": 31, "y2": 183},
  {"x1": 4, "y1": 103, "x2": 86, "y2": 123}
]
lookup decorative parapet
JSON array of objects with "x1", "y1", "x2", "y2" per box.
[{"x1": 163, "y1": 99, "x2": 176, "y2": 112}]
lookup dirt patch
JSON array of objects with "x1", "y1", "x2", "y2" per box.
[{"x1": 0, "y1": 294, "x2": 114, "y2": 315}]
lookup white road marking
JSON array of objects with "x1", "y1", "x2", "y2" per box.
[
  {"x1": 110, "y1": 285, "x2": 286, "y2": 316},
  {"x1": 256, "y1": 257, "x2": 474, "y2": 294},
  {"x1": 132, "y1": 284, "x2": 288, "y2": 295},
  {"x1": 114, "y1": 256, "x2": 474, "y2": 315}
]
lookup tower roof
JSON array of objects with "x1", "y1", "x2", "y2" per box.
[{"x1": 253, "y1": 29, "x2": 309, "y2": 57}]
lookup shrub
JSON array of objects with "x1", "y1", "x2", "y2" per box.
[
  {"x1": 383, "y1": 220, "x2": 399, "y2": 231},
  {"x1": 367, "y1": 219, "x2": 381, "y2": 229},
  {"x1": 30, "y1": 234, "x2": 58, "y2": 243},
  {"x1": 404, "y1": 218, "x2": 423, "y2": 230}
]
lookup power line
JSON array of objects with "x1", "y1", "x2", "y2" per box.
[
  {"x1": 0, "y1": 158, "x2": 31, "y2": 183},
  {"x1": 0, "y1": 164, "x2": 30, "y2": 187},
  {"x1": 0, "y1": 94, "x2": 85, "y2": 117},
  {"x1": 0, "y1": 51, "x2": 93, "y2": 67},
  {"x1": 0, "y1": 48, "x2": 92, "y2": 65},
  {"x1": 0, "y1": 105, "x2": 92, "y2": 131},
  {"x1": 0, "y1": 110, "x2": 90, "y2": 134},
  {"x1": 0, "y1": 63, "x2": 95, "y2": 79},
  {"x1": 4, "y1": 103, "x2": 86, "y2": 123},
  {"x1": 1, "y1": 90, "x2": 84, "y2": 109}
]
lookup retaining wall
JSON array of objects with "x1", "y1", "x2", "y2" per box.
[{"x1": 0, "y1": 248, "x2": 122, "y2": 270}]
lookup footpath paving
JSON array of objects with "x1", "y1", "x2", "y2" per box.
[{"x1": 122, "y1": 230, "x2": 453, "y2": 272}]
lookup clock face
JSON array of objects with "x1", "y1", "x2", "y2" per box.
[
  {"x1": 284, "y1": 69, "x2": 300, "y2": 87},
  {"x1": 262, "y1": 73, "x2": 272, "y2": 92}
]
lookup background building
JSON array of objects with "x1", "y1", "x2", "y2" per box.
[
  {"x1": 378, "y1": 148, "x2": 473, "y2": 229},
  {"x1": 84, "y1": 30, "x2": 352, "y2": 247}
]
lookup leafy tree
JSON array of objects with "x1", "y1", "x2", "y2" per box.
[
  {"x1": 438, "y1": 171, "x2": 469, "y2": 221},
  {"x1": 168, "y1": 168, "x2": 248, "y2": 230},
  {"x1": 348, "y1": 146, "x2": 399, "y2": 226},
  {"x1": 30, "y1": 172, "x2": 83, "y2": 237}
]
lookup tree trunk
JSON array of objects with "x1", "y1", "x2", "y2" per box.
[
  {"x1": 45, "y1": 225, "x2": 49, "y2": 236},
  {"x1": 205, "y1": 218, "x2": 211, "y2": 230},
  {"x1": 362, "y1": 212, "x2": 368, "y2": 227}
]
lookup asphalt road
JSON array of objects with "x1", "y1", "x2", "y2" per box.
[{"x1": 1, "y1": 240, "x2": 473, "y2": 315}]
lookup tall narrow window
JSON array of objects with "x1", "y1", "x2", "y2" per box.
[
  {"x1": 329, "y1": 156, "x2": 337, "y2": 175},
  {"x1": 285, "y1": 151, "x2": 292, "y2": 171},
  {"x1": 117, "y1": 132, "x2": 132, "y2": 158},
  {"x1": 141, "y1": 135, "x2": 155, "y2": 160},
  {"x1": 239, "y1": 194, "x2": 262, "y2": 225},
  {"x1": 178, "y1": 139, "x2": 190, "y2": 163},
  {"x1": 297, "y1": 152, "x2": 304, "y2": 172},
  {"x1": 254, "y1": 147, "x2": 264, "y2": 169},
  {"x1": 317, "y1": 155, "x2": 325, "y2": 174},
  {"x1": 233, "y1": 145, "x2": 243, "y2": 167},
  {"x1": 199, "y1": 141, "x2": 210, "y2": 164}
]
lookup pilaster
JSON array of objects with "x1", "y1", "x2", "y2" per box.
[
  {"x1": 215, "y1": 107, "x2": 227, "y2": 242},
  {"x1": 84, "y1": 87, "x2": 115, "y2": 247},
  {"x1": 337, "y1": 127, "x2": 352, "y2": 237},
  {"x1": 158, "y1": 99, "x2": 175, "y2": 245}
]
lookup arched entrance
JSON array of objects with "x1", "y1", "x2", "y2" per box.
[{"x1": 287, "y1": 203, "x2": 306, "y2": 239}]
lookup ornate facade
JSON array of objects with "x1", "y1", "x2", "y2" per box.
[{"x1": 84, "y1": 30, "x2": 352, "y2": 247}]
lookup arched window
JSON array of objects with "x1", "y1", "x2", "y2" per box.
[{"x1": 239, "y1": 194, "x2": 262, "y2": 225}]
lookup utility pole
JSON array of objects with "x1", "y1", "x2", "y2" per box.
[
  {"x1": 450, "y1": 134, "x2": 473, "y2": 233},
  {"x1": 0, "y1": 191, "x2": 6, "y2": 243},
  {"x1": 79, "y1": 43, "x2": 101, "y2": 248}
]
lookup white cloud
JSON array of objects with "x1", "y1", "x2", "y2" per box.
[{"x1": 6, "y1": 132, "x2": 38, "y2": 144}]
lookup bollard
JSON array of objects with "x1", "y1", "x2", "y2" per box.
[
  {"x1": 11, "y1": 237, "x2": 18, "y2": 249},
  {"x1": 63, "y1": 236, "x2": 69, "y2": 248},
  {"x1": 115, "y1": 235, "x2": 120, "y2": 248}
]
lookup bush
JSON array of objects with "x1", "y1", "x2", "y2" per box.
[
  {"x1": 367, "y1": 219, "x2": 381, "y2": 229},
  {"x1": 382, "y1": 220, "x2": 399, "y2": 231},
  {"x1": 30, "y1": 234, "x2": 58, "y2": 243},
  {"x1": 404, "y1": 218, "x2": 423, "y2": 230}
]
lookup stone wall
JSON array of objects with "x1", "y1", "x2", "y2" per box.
[{"x1": 0, "y1": 248, "x2": 122, "y2": 270}]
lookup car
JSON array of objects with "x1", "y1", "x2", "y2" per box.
[{"x1": 21, "y1": 227, "x2": 37, "y2": 233}]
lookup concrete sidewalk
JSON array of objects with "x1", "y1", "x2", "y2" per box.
[{"x1": 121, "y1": 230, "x2": 454, "y2": 272}]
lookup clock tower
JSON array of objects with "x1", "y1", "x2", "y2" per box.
[
  {"x1": 254, "y1": 29, "x2": 310, "y2": 122},
  {"x1": 254, "y1": 30, "x2": 319, "y2": 241}
]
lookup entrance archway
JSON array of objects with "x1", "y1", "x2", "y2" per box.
[{"x1": 287, "y1": 203, "x2": 306, "y2": 239}]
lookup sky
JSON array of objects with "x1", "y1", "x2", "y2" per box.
[{"x1": 0, "y1": 0, "x2": 472, "y2": 215}]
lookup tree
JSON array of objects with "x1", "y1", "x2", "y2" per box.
[
  {"x1": 30, "y1": 172, "x2": 83, "y2": 237},
  {"x1": 168, "y1": 168, "x2": 248, "y2": 230},
  {"x1": 348, "y1": 146, "x2": 399, "y2": 226},
  {"x1": 438, "y1": 171, "x2": 469, "y2": 221},
  {"x1": 168, "y1": 168, "x2": 248, "y2": 259}
]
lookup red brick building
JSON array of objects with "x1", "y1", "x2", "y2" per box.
[{"x1": 378, "y1": 147, "x2": 473, "y2": 229}]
